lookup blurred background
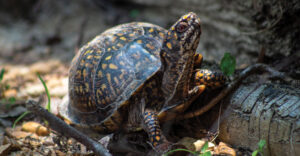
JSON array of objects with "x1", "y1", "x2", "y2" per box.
[{"x1": 1, "y1": 0, "x2": 299, "y2": 66}]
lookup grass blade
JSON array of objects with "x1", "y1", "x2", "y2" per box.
[
  {"x1": 13, "y1": 111, "x2": 30, "y2": 128},
  {"x1": 0, "y1": 68, "x2": 5, "y2": 81},
  {"x1": 37, "y1": 73, "x2": 51, "y2": 112}
]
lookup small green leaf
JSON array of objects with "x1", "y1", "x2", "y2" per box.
[
  {"x1": 8, "y1": 97, "x2": 16, "y2": 104},
  {"x1": 37, "y1": 73, "x2": 51, "y2": 112},
  {"x1": 13, "y1": 111, "x2": 30, "y2": 128},
  {"x1": 258, "y1": 140, "x2": 266, "y2": 151},
  {"x1": 130, "y1": 9, "x2": 139, "y2": 18},
  {"x1": 5, "y1": 84, "x2": 10, "y2": 90},
  {"x1": 220, "y1": 52, "x2": 236, "y2": 76},
  {"x1": 0, "y1": 68, "x2": 5, "y2": 81},
  {"x1": 201, "y1": 142, "x2": 209, "y2": 153},
  {"x1": 252, "y1": 150, "x2": 259, "y2": 156},
  {"x1": 200, "y1": 151, "x2": 211, "y2": 156}
]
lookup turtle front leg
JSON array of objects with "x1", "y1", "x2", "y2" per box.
[
  {"x1": 158, "y1": 85, "x2": 206, "y2": 122},
  {"x1": 158, "y1": 69, "x2": 226, "y2": 122},
  {"x1": 143, "y1": 110, "x2": 171, "y2": 152}
]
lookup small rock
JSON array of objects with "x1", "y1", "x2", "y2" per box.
[
  {"x1": 193, "y1": 140, "x2": 215, "y2": 152},
  {"x1": 55, "y1": 150, "x2": 66, "y2": 156},
  {"x1": 22, "y1": 121, "x2": 50, "y2": 136},
  {"x1": 4, "y1": 89, "x2": 17, "y2": 98},
  {"x1": 214, "y1": 142, "x2": 236, "y2": 156},
  {"x1": 0, "y1": 106, "x2": 27, "y2": 118},
  {"x1": 29, "y1": 60, "x2": 61, "y2": 74},
  {"x1": 0, "y1": 144, "x2": 11, "y2": 155},
  {"x1": 23, "y1": 83, "x2": 44, "y2": 97},
  {"x1": 10, "y1": 130, "x2": 39, "y2": 139}
]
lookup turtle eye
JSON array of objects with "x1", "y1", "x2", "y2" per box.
[{"x1": 176, "y1": 22, "x2": 189, "y2": 32}]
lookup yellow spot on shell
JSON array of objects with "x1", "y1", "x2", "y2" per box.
[
  {"x1": 102, "y1": 64, "x2": 107, "y2": 69},
  {"x1": 85, "y1": 63, "x2": 92, "y2": 68},
  {"x1": 105, "y1": 55, "x2": 112, "y2": 60},
  {"x1": 86, "y1": 55, "x2": 93, "y2": 59},
  {"x1": 94, "y1": 55, "x2": 101, "y2": 59},
  {"x1": 173, "y1": 33, "x2": 178, "y2": 40},
  {"x1": 171, "y1": 26, "x2": 175, "y2": 30},
  {"x1": 84, "y1": 50, "x2": 92, "y2": 56},
  {"x1": 146, "y1": 44, "x2": 155, "y2": 50},
  {"x1": 79, "y1": 85, "x2": 83, "y2": 93},
  {"x1": 97, "y1": 89, "x2": 103, "y2": 96},
  {"x1": 149, "y1": 28, "x2": 154, "y2": 32},
  {"x1": 112, "y1": 36, "x2": 117, "y2": 42},
  {"x1": 117, "y1": 33, "x2": 123, "y2": 36},
  {"x1": 112, "y1": 46, "x2": 117, "y2": 50},
  {"x1": 137, "y1": 40, "x2": 142, "y2": 44},
  {"x1": 92, "y1": 61, "x2": 98, "y2": 65},
  {"x1": 107, "y1": 48, "x2": 111, "y2": 52},
  {"x1": 97, "y1": 50, "x2": 102, "y2": 54},
  {"x1": 83, "y1": 69, "x2": 87, "y2": 78},
  {"x1": 120, "y1": 36, "x2": 127, "y2": 41},
  {"x1": 129, "y1": 33, "x2": 135, "y2": 37},
  {"x1": 76, "y1": 70, "x2": 81, "y2": 78},
  {"x1": 85, "y1": 83, "x2": 89, "y2": 92},
  {"x1": 101, "y1": 84, "x2": 107, "y2": 90},
  {"x1": 114, "y1": 77, "x2": 119, "y2": 84},
  {"x1": 166, "y1": 42, "x2": 172, "y2": 49},
  {"x1": 117, "y1": 43, "x2": 123, "y2": 47},
  {"x1": 80, "y1": 60, "x2": 85, "y2": 66},
  {"x1": 159, "y1": 32, "x2": 165, "y2": 38},
  {"x1": 98, "y1": 71, "x2": 103, "y2": 77},
  {"x1": 109, "y1": 64, "x2": 118, "y2": 69},
  {"x1": 107, "y1": 73, "x2": 111, "y2": 84},
  {"x1": 75, "y1": 86, "x2": 79, "y2": 92}
]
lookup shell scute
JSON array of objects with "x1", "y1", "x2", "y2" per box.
[{"x1": 66, "y1": 23, "x2": 166, "y2": 127}]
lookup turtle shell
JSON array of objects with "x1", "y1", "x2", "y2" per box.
[{"x1": 61, "y1": 22, "x2": 167, "y2": 132}]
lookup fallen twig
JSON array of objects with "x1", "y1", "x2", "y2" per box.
[{"x1": 26, "y1": 100, "x2": 111, "y2": 156}]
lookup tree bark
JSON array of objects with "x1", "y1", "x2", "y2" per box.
[{"x1": 215, "y1": 77, "x2": 300, "y2": 156}]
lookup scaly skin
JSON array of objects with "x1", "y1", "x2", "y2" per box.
[{"x1": 63, "y1": 12, "x2": 226, "y2": 153}]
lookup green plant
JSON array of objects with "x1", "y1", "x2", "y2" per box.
[
  {"x1": 163, "y1": 141, "x2": 211, "y2": 156},
  {"x1": 5, "y1": 97, "x2": 16, "y2": 109},
  {"x1": 0, "y1": 68, "x2": 5, "y2": 82},
  {"x1": 220, "y1": 52, "x2": 236, "y2": 76},
  {"x1": 13, "y1": 73, "x2": 52, "y2": 128},
  {"x1": 252, "y1": 140, "x2": 266, "y2": 156},
  {"x1": 37, "y1": 73, "x2": 51, "y2": 112},
  {"x1": 12, "y1": 111, "x2": 30, "y2": 128},
  {"x1": 130, "y1": 9, "x2": 140, "y2": 18}
]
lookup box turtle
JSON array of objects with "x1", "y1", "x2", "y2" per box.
[{"x1": 60, "y1": 12, "x2": 226, "y2": 152}]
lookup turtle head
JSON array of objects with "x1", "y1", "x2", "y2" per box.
[
  {"x1": 163, "y1": 12, "x2": 201, "y2": 55},
  {"x1": 161, "y1": 12, "x2": 202, "y2": 102}
]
